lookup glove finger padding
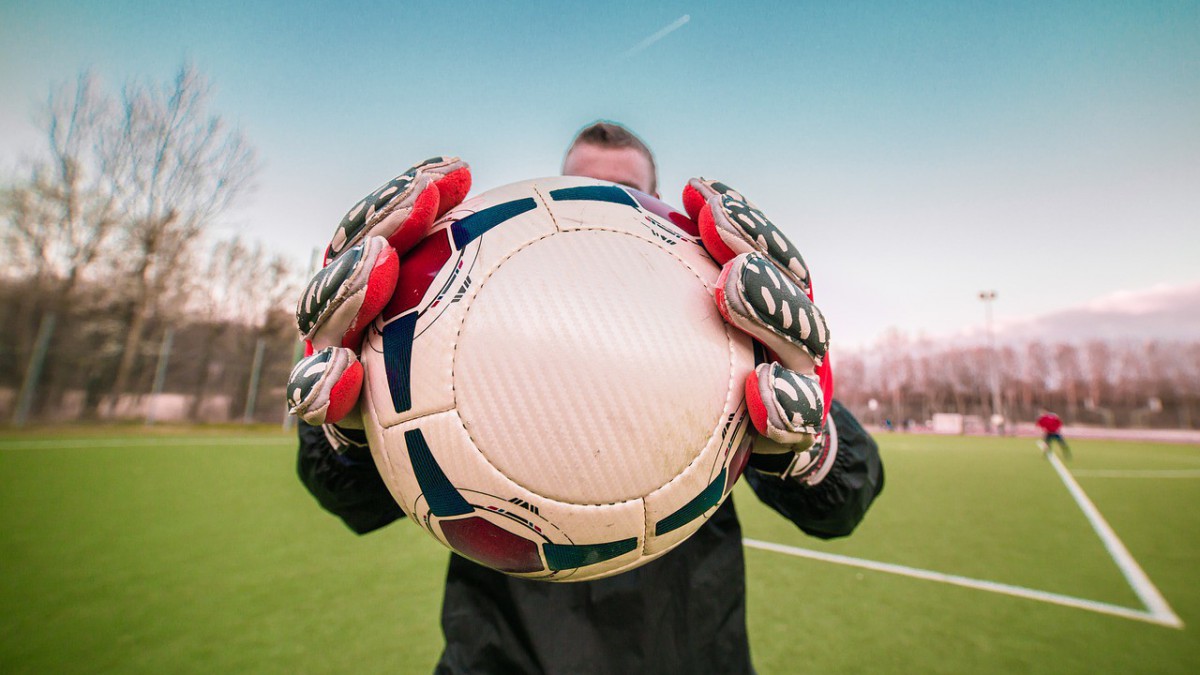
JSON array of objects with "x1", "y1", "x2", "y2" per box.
[
  {"x1": 325, "y1": 156, "x2": 471, "y2": 264},
  {"x1": 687, "y1": 178, "x2": 839, "y2": 485},
  {"x1": 298, "y1": 236, "x2": 399, "y2": 351},
  {"x1": 715, "y1": 252, "x2": 829, "y2": 374},
  {"x1": 684, "y1": 178, "x2": 811, "y2": 292},
  {"x1": 287, "y1": 347, "x2": 363, "y2": 426},
  {"x1": 746, "y1": 362, "x2": 823, "y2": 446}
]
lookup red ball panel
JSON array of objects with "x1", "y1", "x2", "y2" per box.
[{"x1": 439, "y1": 516, "x2": 545, "y2": 574}]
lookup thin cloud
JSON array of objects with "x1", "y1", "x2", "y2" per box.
[
  {"x1": 959, "y1": 281, "x2": 1200, "y2": 345},
  {"x1": 843, "y1": 280, "x2": 1200, "y2": 353},
  {"x1": 623, "y1": 14, "x2": 690, "y2": 58},
  {"x1": 1083, "y1": 281, "x2": 1200, "y2": 315}
]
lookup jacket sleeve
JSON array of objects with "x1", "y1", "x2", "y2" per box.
[
  {"x1": 296, "y1": 421, "x2": 406, "y2": 534},
  {"x1": 744, "y1": 400, "x2": 884, "y2": 539}
]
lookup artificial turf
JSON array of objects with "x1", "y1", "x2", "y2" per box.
[{"x1": 1, "y1": 429, "x2": 1196, "y2": 673}]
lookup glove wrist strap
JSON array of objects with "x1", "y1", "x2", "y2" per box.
[
  {"x1": 322, "y1": 424, "x2": 369, "y2": 455},
  {"x1": 750, "y1": 415, "x2": 839, "y2": 485},
  {"x1": 790, "y1": 414, "x2": 838, "y2": 486}
]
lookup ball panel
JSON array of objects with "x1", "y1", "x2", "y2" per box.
[
  {"x1": 455, "y1": 230, "x2": 732, "y2": 505},
  {"x1": 562, "y1": 540, "x2": 680, "y2": 582},
  {"x1": 543, "y1": 537, "x2": 639, "y2": 572},
  {"x1": 546, "y1": 177, "x2": 700, "y2": 246},
  {"x1": 440, "y1": 516, "x2": 545, "y2": 574},
  {"x1": 402, "y1": 426, "x2": 473, "y2": 517},
  {"x1": 653, "y1": 468, "x2": 729, "y2": 538},
  {"x1": 368, "y1": 410, "x2": 649, "y2": 581},
  {"x1": 362, "y1": 190, "x2": 558, "y2": 428},
  {"x1": 448, "y1": 195, "x2": 539, "y2": 250},
  {"x1": 642, "y1": 386, "x2": 755, "y2": 556}
]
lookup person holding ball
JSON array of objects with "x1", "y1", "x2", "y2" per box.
[{"x1": 290, "y1": 121, "x2": 885, "y2": 674}]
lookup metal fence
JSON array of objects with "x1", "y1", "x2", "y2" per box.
[{"x1": 2, "y1": 298, "x2": 303, "y2": 427}]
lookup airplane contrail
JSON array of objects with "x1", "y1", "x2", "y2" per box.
[{"x1": 623, "y1": 14, "x2": 691, "y2": 58}]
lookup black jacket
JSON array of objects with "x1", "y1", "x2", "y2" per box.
[{"x1": 297, "y1": 401, "x2": 883, "y2": 674}]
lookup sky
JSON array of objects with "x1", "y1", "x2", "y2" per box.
[{"x1": 1, "y1": 0, "x2": 1197, "y2": 349}]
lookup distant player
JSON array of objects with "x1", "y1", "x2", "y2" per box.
[{"x1": 1035, "y1": 408, "x2": 1071, "y2": 460}]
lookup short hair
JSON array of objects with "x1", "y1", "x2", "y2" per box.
[{"x1": 565, "y1": 120, "x2": 658, "y2": 194}]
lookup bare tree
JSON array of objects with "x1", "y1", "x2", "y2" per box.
[
  {"x1": 2, "y1": 74, "x2": 121, "y2": 291},
  {"x1": 0, "y1": 66, "x2": 309, "y2": 424},
  {"x1": 1, "y1": 74, "x2": 127, "y2": 422},
  {"x1": 1020, "y1": 341, "x2": 1050, "y2": 415},
  {"x1": 181, "y1": 236, "x2": 300, "y2": 419},
  {"x1": 104, "y1": 65, "x2": 258, "y2": 402}
]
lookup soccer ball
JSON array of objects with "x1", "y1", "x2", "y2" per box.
[{"x1": 358, "y1": 176, "x2": 755, "y2": 581}]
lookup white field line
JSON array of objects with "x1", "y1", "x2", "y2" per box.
[
  {"x1": 1047, "y1": 452, "x2": 1184, "y2": 628},
  {"x1": 1071, "y1": 469, "x2": 1200, "y2": 478},
  {"x1": 0, "y1": 437, "x2": 292, "y2": 450},
  {"x1": 742, "y1": 539, "x2": 1176, "y2": 627},
  {"x1": 744, "y1": 453, "x2": 1184, "y2": 629}
]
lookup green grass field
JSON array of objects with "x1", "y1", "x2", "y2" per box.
[{"x1": 1, "y1": 428, "x2": 1197, "y2": 673}]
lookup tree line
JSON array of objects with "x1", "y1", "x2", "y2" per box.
[
  {"x1": 5, "y1": 69, "x2": 1194, "y2": 429},
  {"x1": 835, "y1": 332, "x2": 1200, "y2": 429},
  {"x1": 1, "y1": 67, "x2": 302, "y2": 424}
]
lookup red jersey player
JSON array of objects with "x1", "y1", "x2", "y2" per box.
[{"x1": 1035, "y1": 409, "x2": 1072, "y2": 460}]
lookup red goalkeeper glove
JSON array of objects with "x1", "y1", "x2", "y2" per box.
[
  {"x1": 286, "y1": 157, "x2": 471, "y2": 435},
  {"x1": 685, "y1": 179, "x2": 837, "y2": 486}
]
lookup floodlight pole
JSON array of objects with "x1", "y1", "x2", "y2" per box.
[{"x1": 978, "y1": 290, "x2": 1002, "y2": 428}]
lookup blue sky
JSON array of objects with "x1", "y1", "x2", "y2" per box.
[{"x1": 2, "y1": 0, "x2": 1197, "y2": 348}]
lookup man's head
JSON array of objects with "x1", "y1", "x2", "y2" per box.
[{"x1": 562, "y1": 121, "x2": 658, "y2": 197}]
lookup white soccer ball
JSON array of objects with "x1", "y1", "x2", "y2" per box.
[{"x1": 359, "y1": 176, "x2": 755, "y2": 581}]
